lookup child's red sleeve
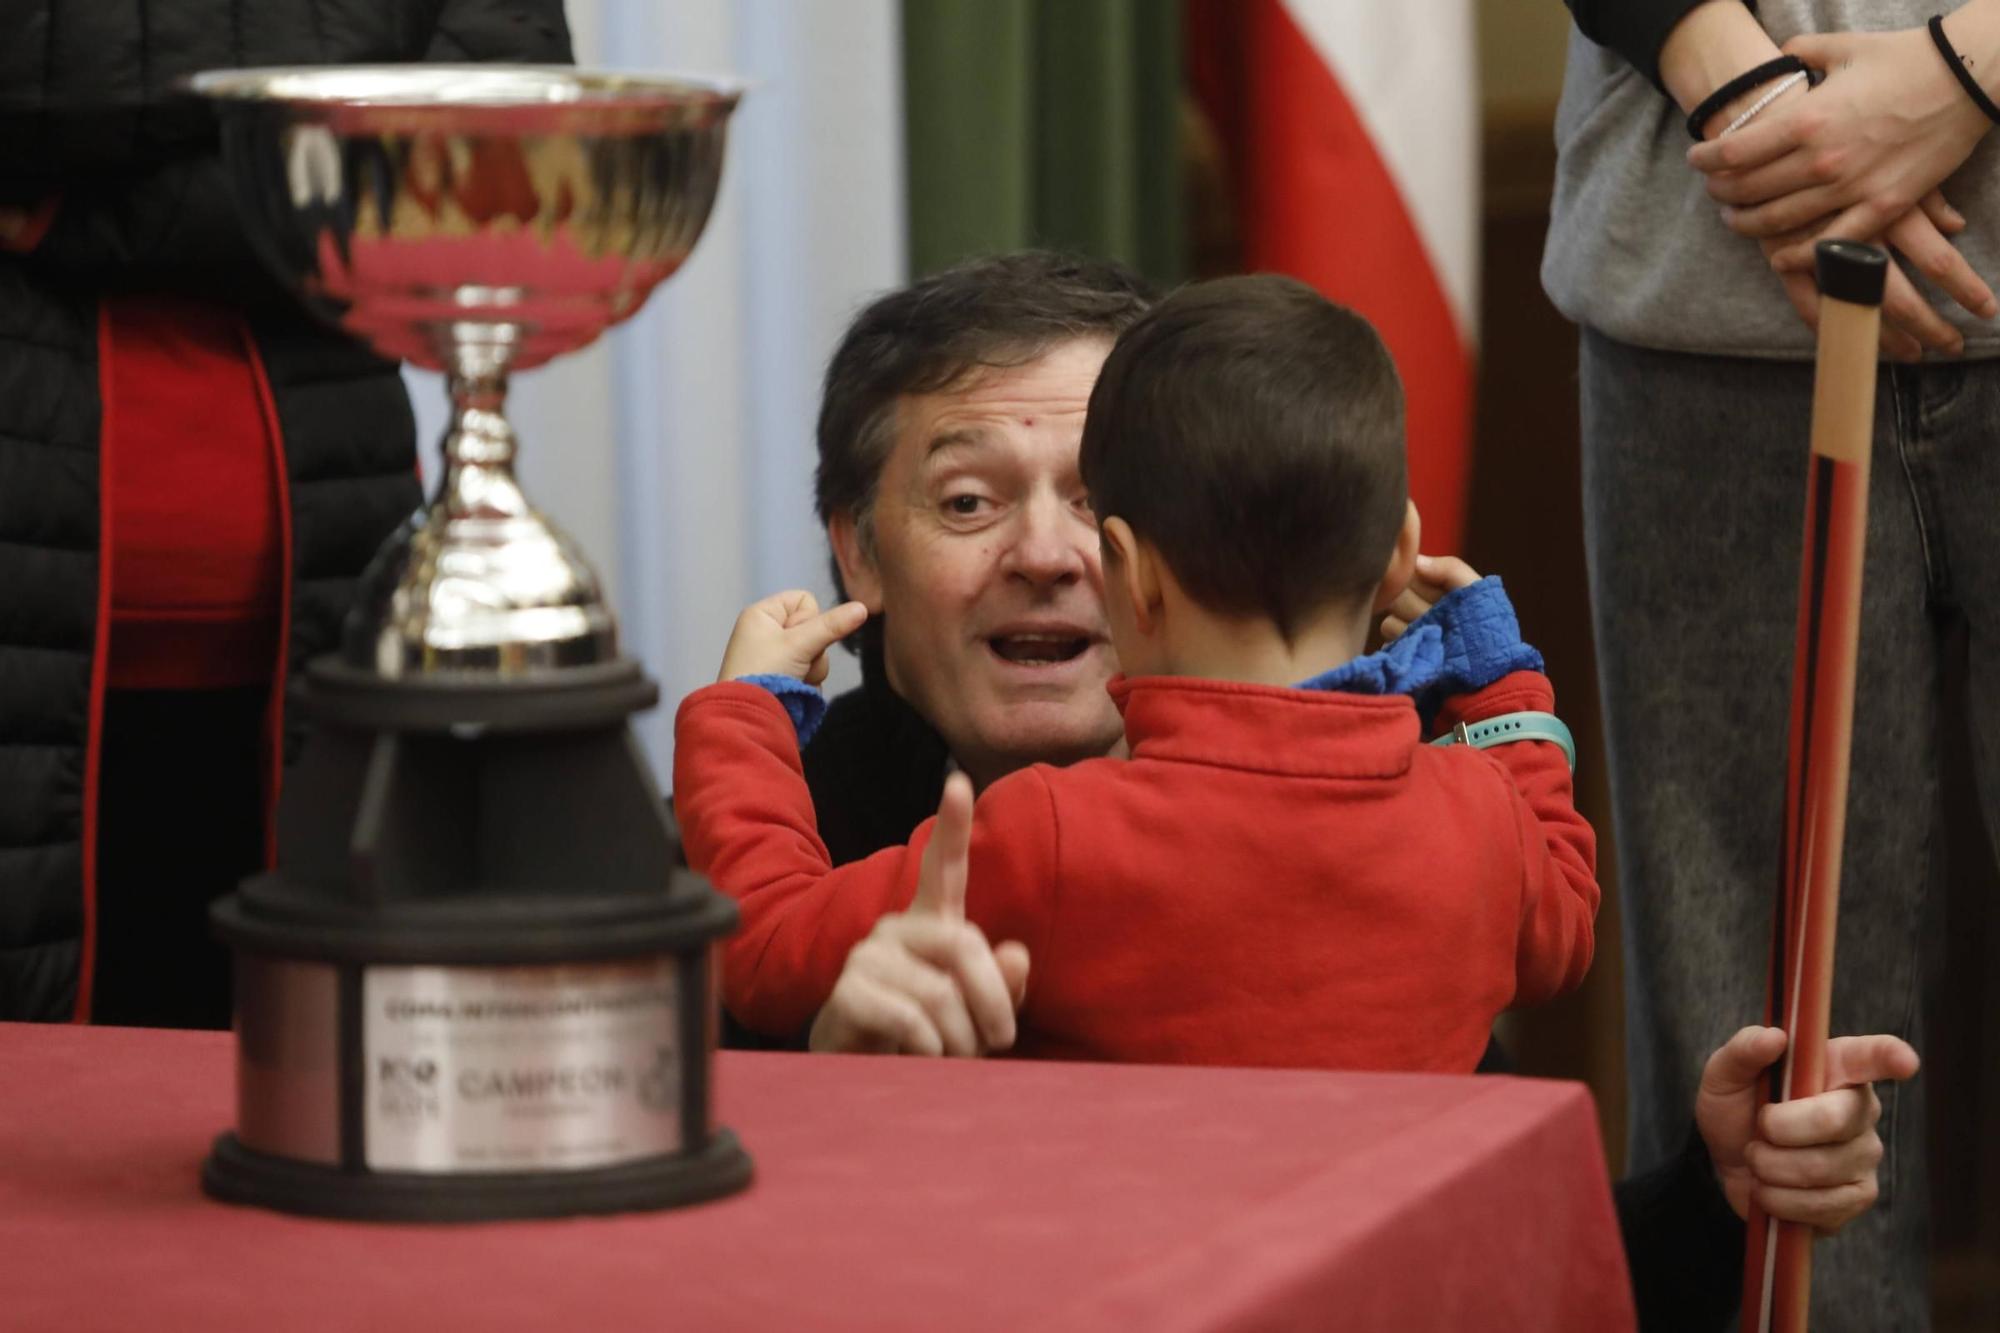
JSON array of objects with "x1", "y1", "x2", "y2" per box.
[
  {"x1": 673, "y1": 682, "x2": 1058, "y2": 1037},
  {"x1": 1433, "y1": 669, "x2": 1600, "y2": 1004}
]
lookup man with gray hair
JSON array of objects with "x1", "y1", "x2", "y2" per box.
[{"x1": 800, "y1": 250, "x2": 1155, "y2": 865}]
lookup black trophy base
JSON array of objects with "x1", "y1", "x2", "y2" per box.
[
  {"x1": 207, "y1": 657, "x2": 749, "y2": 1224},
  {"x1": 202, "y1": 1129, "x2": 753, "y2": 1223}
]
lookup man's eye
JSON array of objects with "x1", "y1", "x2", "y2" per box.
[{"x1": 946, "y1": 494, "x2": 987, "y2": 516}]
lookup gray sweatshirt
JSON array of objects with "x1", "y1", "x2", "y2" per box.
[{"x1": 1542, "y1": 1, "x2": 2000, "y2": 360}]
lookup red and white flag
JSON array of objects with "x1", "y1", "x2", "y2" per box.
[{"x1": 1189, "y1": 0, "x2": 1479, "y2": 552}]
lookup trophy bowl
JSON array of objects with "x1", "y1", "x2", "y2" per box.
[
  {"x1": 191, "y1": 64, "x2": 742, "y2": 677},
  {"x1": 189, "y1": 66, "x2": 752, "y2": 1222}
]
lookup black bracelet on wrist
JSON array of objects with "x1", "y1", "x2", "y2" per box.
[
  {"x1": 1929, "y1": 14, "x2": 2000, "y2": 127},
  {"x1": 1685, "y1": 55, "x2": 1814, "y2": 142}
]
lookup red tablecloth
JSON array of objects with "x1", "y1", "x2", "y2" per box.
[{"x1": 0, "y1": 1024, "x2": 1634, "y2": 1331}]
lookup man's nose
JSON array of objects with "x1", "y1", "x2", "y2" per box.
[{"x1": 1001, "y1": 492, "x2": 1091, "y2": 587}]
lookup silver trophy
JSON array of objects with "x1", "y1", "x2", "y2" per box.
[{"x1": 188, "y1": 65, "x2": 751, "y2": 1221}]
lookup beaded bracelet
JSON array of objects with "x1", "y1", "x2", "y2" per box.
[
  {"x1": 1686, "y1": 55, "x2": 1813, "y2": 142},
  {"x1": 1722, "y1": 69, "x2": 1811, "y2": 135}
]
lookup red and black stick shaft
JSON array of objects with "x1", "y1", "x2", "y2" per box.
[{"x1": 1742, "y1": 240, "x2": 1888, "y2": 1333}]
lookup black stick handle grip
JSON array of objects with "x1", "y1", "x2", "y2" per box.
[{"x1": 1815, "y1": 240, "x2": 1888, "y2": 307}]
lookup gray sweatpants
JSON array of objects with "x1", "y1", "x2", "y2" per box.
[{"x1": 1582, "y1": 330, "x2": 2000, "y2": 1332}]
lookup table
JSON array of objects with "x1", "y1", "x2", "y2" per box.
[{"x1": 0, "y1": 1024, "x2": 1634, "y2": 1331}]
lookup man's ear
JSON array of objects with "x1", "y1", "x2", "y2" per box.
[
  {"x1": 828, "y1": 511, "x2": 885, "y2": 613},
  {"x1": 1101, "y1": 516, "x2": 1161, "y2": 634},
  {"x1": 1370, "y1": 499, "x2": 1422, "y2": 614}
]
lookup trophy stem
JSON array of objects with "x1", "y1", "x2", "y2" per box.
[
  {"x1": 438, "y1": 362, "x2": 527, "y2": 520},
  {"x1": 346, "y1": 345, "x2": 618, "y2": 673}
]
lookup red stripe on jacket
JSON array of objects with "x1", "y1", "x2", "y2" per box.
[
  {"x1": 74, "y1": 308, "x2": 120, "y2": 1022},
  {"x1": 73, "y1": 298, "x2": 293, "y2": 1017}
]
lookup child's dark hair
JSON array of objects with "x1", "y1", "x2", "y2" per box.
[{"x1": 1077, "y1": 274, "x2": 1408, "y2": 641}]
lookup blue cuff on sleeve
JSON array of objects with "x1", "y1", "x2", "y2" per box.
[
  {"x1": 1406, "y1": 575, "x2": 1544, "y2": 704},
  {"x1": 737, "y1": 674, "x2": 829, "y2": 748},
  {"x1": 1294, "y1": 576, "x2": 1545, "y2": 721}
]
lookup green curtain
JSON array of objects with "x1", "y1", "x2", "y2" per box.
[{"x1": 901, "y1": 0, "x2": 1184, "y2": 284}]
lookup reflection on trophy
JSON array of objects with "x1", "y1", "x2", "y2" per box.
[{"x1": 187, "y1": 66, "x2": 750, "y2": 1221}]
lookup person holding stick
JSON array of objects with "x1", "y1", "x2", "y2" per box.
[{"x1": 1549, "y1": 2, "x2": 2000, "y2": 1327}]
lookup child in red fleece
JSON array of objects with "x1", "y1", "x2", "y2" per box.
[{"x1": 674, "y1": 275, "x2": 1597, "y2": 1071}]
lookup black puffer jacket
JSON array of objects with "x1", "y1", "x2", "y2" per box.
[{"x1": 0, "y1": 0, "x2": 573, "y2": 1020}]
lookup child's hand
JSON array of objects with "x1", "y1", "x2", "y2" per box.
[
  {"x1": 1379, "y1": 555, "x2": 1481, "y2": 642},
  {"x1": 809, "y1": 773, "x2": 1032, "y2": 1057},
  {"x1": 717, "y1": 591, "x2": 868, "y2": 685}
]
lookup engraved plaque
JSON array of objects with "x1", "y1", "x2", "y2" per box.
[{"x1": 362, "y1": 958, "x2": 682, "y2": 1173}]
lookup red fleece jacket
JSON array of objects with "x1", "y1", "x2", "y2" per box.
[{"x1": 674, "y1": 671, "x2": 1598, "y2": 1072}]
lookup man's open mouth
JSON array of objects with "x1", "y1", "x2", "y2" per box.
[{"x1": 987, "y1": 633, "x2": 1093, "y2": 666}]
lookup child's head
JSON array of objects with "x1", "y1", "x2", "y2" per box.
[{"x1": 1078, "y1": 274, "x2": 1416, "y2": 676}]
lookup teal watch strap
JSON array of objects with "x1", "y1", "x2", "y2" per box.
[{"x1": 1429, "y1": 711, "x2": 1576, "y2": 774}]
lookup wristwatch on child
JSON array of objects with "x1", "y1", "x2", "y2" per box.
[{"x1": 1430, "y1": 712, "x2": 1577, "y2": 773}]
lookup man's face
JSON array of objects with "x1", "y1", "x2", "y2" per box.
[{"x1": 835, "y1": 338, "x2": 1121, "y2": 787}]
